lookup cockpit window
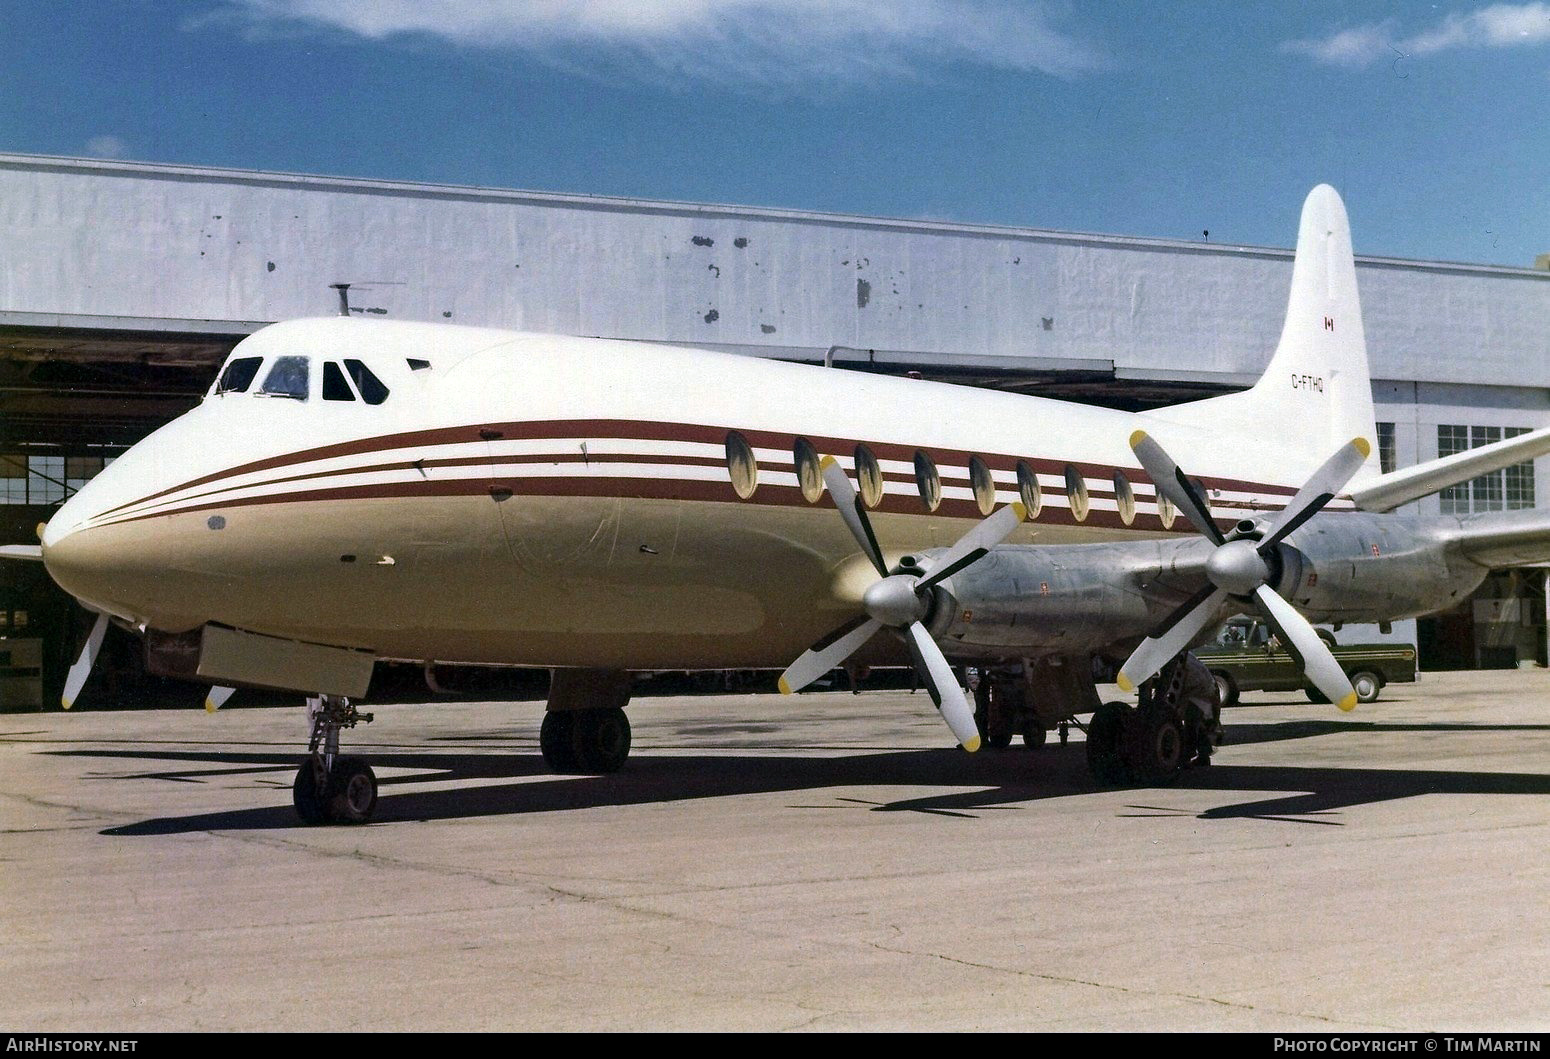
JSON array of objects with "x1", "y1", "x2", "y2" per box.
[
  {"x1": 215, "y1": 357, "x2": 262, "y2": 395},
  {"x1": 322, "y1": 361, "x2": 355, "y2": 402},
  {"x1": 258, "y1": 356, "x2": 310, "y2": 400},
  {"x1": 344, "y1": 360, "x2": 389, "y2": 405}
]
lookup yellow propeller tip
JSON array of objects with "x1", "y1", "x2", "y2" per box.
[
  {"x1": 60, "y1": 698, "x2": 73, "y2": 711},
  {"x1": 1337, "y1": 692, "x2": 1358, "y2": 712},
  {"x1": 1010, "y1": 501, "x2": 1028, "y2": 522},
  {"x1": 961, "y1": 736, "x2": 981, "y2": 753},
  {"x1": 1352, "y1": 437, "x2": 1372, "y2": 458},
  {"x1": 1115, "y1": 672, "x2": 1134, "y2": 693},
  {"x1": 1128, "y1": 429, "x2": 1149, "y2": 448},
  {"x1": 818, "y1": 455, "x2": 839, "y2": 470},
  {"x1": 205, "y1": 699, "x2": 219, "y2": 713},
  {"x1": 777, "y1": 676, "x2": 793, "y2": 695}
]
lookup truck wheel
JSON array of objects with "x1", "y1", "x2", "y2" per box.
[
  {"x1": 1351, "y1": 671, "x2": 1381, "y2": 704},
  {"x1": 1212, "y1": 671, "x2": 1239, "y2": 708}
]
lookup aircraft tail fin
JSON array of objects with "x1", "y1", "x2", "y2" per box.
[{"x1": 1195, "y1": 185, "x2": 1381, "y2": 482}]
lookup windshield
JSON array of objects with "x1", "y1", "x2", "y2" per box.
[{"x1": 258, "y1": 356, "x2": 310, "y2": 400}]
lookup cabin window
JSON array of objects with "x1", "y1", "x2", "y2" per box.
[
  {"x1": 1113, "y1": 470, "x2": 1136, "y2": 526},
  {"x1": 793, "y1": 437, "x2": 823, "y2": 503},
  {"x1": 726, "y1": 431, "x2": 758, "y2": 499},
  {"x1": 914, "y1": 451, "x2": 941, "y2": 512},
  {"x1": 258, "y1": 356, "x2": 310, "y2": 400},
  {"x1": 1156, "y1": 489, "x2": 1177, "y2": 530},
  {"x1": 1016, "y1": 461, "x2": 1041, "y2": 519},
  {"x1": 1064, "y1": 465, "x2": 1089, "y2": 522},
  {"x1": 407, "y1": 358, "x2": 431, "y2": 372},
  {"x1": 322, "y1": 362, "x2": 356, "y2": 402},
  {"x1": 215, "y1": 357, "x2": 262, "y2": 395},
  {"x1": 969, "y1": 456, "x2": 996, "y2": 515},
  {"x1": 344, "y1": 360, "x2": 390, "y2": 405},
  {"x1": 854, "y1": 445, "x2": 884, "y2": 509}
]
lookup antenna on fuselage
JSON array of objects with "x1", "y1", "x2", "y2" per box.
[{"x1": 329, "y1": 283, "x2": 351, "y2": 317}]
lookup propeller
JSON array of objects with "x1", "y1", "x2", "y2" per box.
[
  {"x1": 61, "y1": 612, "x2": 109, "y2": 710},
  {"x1": 1118, "y1": 431, "x2": 1371, "y2": 711},
  {"x1": 778, "y1": 455, "x2": 1027, "y2": 750},
  {"x1": 205, "y1": 686, "x2": 236, "y2": 712}
]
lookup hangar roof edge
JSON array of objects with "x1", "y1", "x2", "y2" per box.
[{"x1": 3, "y1": 152, "x2": 1543, "y2": 282}]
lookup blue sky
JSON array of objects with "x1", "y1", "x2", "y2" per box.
[{"x1": 2, "y1": 1, "x2": 1547, "y2": 266}]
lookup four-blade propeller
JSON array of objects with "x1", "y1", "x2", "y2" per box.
[
  {"x1": 778, "y1": 456, "x2": 1027, "y2": 751},
  {"x1": 1119, "y1": 431, "x2": 1372, "y2": 711}
]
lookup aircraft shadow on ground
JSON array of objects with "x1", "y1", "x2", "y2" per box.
[{"x1": 39, "y1": 715, "x2": 1550, "y2": 836}]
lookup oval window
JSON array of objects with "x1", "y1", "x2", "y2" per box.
[
  {"x1": 1156, "y1": 488, "x2": 1176, "y2": 530},
  {"x1": 1113, "y1": 470, "x2": 1135, "y2": 526},
  {"x1": 914, "y1": 450, "x2": 941, "y2": 512},
  {"x1": 793, "y1": 437, "x2": 823, "y2": 503},
  {"x1": 726, "y1": 431, "x2": 758, "y2": 499},
  {"x1": 969, "y1": 456, "x2": 996, "y2": 515},
  {"x1": 854, "y1": 445, "x2": 884, "y2": 509},
  {"x1": 1065, "y1": 465, "x2": 1089, "y2": 522},
  {"x1": 1016, "y1": 461, "x2": 1042, "y2": 519}
]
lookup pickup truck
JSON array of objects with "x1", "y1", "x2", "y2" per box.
[{"x1": 1193, "y1": 617, "x2": 1418, "y2": 706}]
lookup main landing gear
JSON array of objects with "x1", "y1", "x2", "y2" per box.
[
  {"x1": 539, "y1": 668, "x2": 633, "y2": 775},
  {"x1": 1087, "y1": 654, "x2": 1223, "y2": 787},
  {"x1": 293, "y1": 694, "x2": 378, "y2": 825}
]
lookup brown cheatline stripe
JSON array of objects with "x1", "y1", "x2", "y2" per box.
[
  {"x1": 98, "y1": 417, "x2": 1298, "y2": 519},
  {"x1": 96, "y1": 473, "x2": 1196, "y2": 535}
]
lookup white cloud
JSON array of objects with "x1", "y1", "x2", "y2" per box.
[
  {"x1": 1284, "y1": 2, "x2": 1550, "y2": 66},
  {"x1": 84, "y1": 135, "x2": 129, "y2": 159},
  {"x1": 208, "y1": 0, "x2": 1106, "y2": 87}
]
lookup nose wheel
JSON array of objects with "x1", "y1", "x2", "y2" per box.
[{"x1": 293, "y1": 695, "x2": 377, "y2": 825}]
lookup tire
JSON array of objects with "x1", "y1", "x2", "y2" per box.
[
  {"x1": 1086, "y1": 701, "x2": 1130, "y2": 786},
  {"x1": 1021, "y1": 722, "x2": 1047, "y2": 749},
  {"x1": 327, "y1": 756, "x2": 378, "y2": 824},
  {"x1": 293, "y1": 761, "x2": 330, "y2": 825},
  {"x1": 1212, "y1": 671, "x2": 1239, "y2": 708},
  {"x1": 540, "y1": 711, "x2": 581, "y2": 773},
  {"x1": 573, "y1": 707, "x2": 631, "y2": 774},
  {"x1": 1351, "y1": 670, "x2": 1381, "y2": 704},
  {"x1": 1131, "y1": 710, "x2": 1184, "y2": 785}
]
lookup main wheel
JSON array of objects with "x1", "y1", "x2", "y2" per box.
[
  {"x1": 573, "y1": 707, "x2": 631, "y2": 773},
  {"x1": 540, "y1": 711, "x2": 581, "y2": 773},
  {"x1": 327, "y1": 756, "x2": 378, "y2": 824},
  {"x1": 1086, "y1": 701, "x2": 1130, "y2": 786},
  {"x1": 1131, "y1": 711, "x2": 1184, "y2": 785},
  {"x1": 1351, "y1": 670, "x2": 1381, "y2": 704},
  {"x1": 1212, "y1": 670, "x2": 1239, "y2": 708},
  {"x1": 1020, "y1": 721, "x2": 1047, "y2": 748},
  {"x1": 293, "y1": 761, "x2": 330, "y2": 825}
]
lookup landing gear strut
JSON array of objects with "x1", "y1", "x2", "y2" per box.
[
  {"x1": 293, "y1": 695, "x2": 377, "y2": 825},
  {"x1": 1087, "y1": 654, "x2": 1223, "y2": 786}
]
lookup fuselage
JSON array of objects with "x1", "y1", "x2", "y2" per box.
[{"x1": 42, "y1": 316, "x2": 1351, "y2": 670}]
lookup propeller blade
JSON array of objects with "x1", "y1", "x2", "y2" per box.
[
  {"x1": 1129, "y1": 430, "x2": 1223, "y2": 546},
  {"x1": 61, "y1": 612, "x2": 109, "y2": 711},
  {"x1": 1251, "y1": 585, "x2": 1358, "y2": 711},
  {"x1": 820, "y1": 456, "x2": 888, "y2": 578},
  {"x1": 915, "y1": 501, "x2": 1028, "y2": 590},
  {"x1": 1258, "y1": 437, "x2": 1372, "y2": 551},
  {"x1": 778, "y1": 616, "x2": 884, "y2": 695},
  {"x1": 205, "y1": 686, "x2": 237, "y2": 713},
  {"x1": 902, "y1": 621, "x2": 980, "y2": 751},
  {"x1": 1116, "y1": 584, "x2": 1228, "y2": 692}
]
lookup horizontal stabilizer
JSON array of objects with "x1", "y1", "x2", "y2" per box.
[
  {"x1": 0, "y1": 544, "x2": 43, "y2": 561},
  {"x1": 1351, "y1": 426, "x2": 1550, "y2": 512},
  {"x1": 1441, "y1": 508, "x2": 1550, "y2": 569}
]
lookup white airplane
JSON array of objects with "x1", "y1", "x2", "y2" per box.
[{"x1": 9, "y1": 184, "x2": 1550, "y2": 825}]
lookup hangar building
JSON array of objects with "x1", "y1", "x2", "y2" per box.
[{"x1": 2, "y1": 153, "x2": 1547, "y2": 703}]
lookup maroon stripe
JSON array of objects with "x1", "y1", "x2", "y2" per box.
[{"x1": 99, "y1": 417, "x2": 1299, "y2": 518}]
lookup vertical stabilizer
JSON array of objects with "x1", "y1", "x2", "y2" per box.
[{"x1": 1194, "y1": 185, "x2": 1381, "y2": 482}]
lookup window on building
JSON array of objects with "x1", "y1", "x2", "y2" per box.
[
  {"x1": 1438, "y1": 424, "x2": 1536, "y2": 514},
  {"x1": 0, "y1": 452, "x2": 113, "y2": 505},
  {"x1": 1376, "y1": 422, "x2": 1396, "y2": 474}
]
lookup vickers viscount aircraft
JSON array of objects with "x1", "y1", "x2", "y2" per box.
[{"x1": 10, "y1": 185, "x2": 1550, "y2": 825}]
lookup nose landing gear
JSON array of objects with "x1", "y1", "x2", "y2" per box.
[{"x1": 293, "y1": 694, "x2": 378, "y2": 825}]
